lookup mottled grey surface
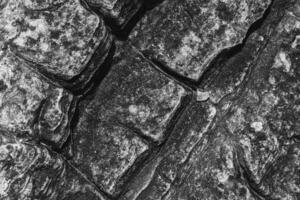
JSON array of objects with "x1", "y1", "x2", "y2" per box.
[{"x1": 0, "y1": 0, "x2": 300, "y2": 199}]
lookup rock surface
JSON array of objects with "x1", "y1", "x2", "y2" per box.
[
  {"x1": 1, "y1": 0, "x2": 300, "y2": 199},
  {"x1": 84, "y1": 0, "x2": 144, "y2": 29},
  {"x1": 1, "y1": 0, "x2": 112, "y2": 92},
  {"x1": 0, "y1": 130, "x2": 106, "y2": 200},
  {"x1": 130, "y1": 0, "x2": 272, "y2": 80},
  {"x1": 0, "y1": 50, "x2": 75, "y2": 148}
]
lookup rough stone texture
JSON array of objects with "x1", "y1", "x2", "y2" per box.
[
  {"x1": 78, "y1": 42, "x2": 189, "y2": 142},
  {"x1": 130, "y1": 0, "x2": 271, "y2": 80},
  {"x1": 0, "y1": 50, "x2": 75, "y2": 148},
  {"x1": 72, "y1": 122, "x2": 149, "y2": 196},
  {"x1": 227, "y1": 6, "x2": 300, "y2": 197},
  {"x1": 70, "y1": 42, "x2": 188, "y2": 196},
  {"x1": 1, "y1": 0, "x2": 300, "y2": 199},
  {"x1": 0, "y1": 0, "x2": 112, "y2": 91},
  {"x1": 0, "y1": 131, "x2": 106, "y2": 200},
  {"x1": 83, "y1": 0, "x2": 144, "y2": 28}
]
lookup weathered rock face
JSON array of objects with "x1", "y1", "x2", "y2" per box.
[
  {"x1": 71, "y1": 42, "x2": 189, "y2": 196},
  {"x1": 130, "y1": 0, "x2": 271, "y2": 80},
  {"x1": 0, "y1": 0, "x2": 112, "y2": 91},
  {"x1": 0, "y1": 51, "x2": 75, "y2": 148},
  {"x1": 76, "y1": 42, "x2": 189, "y2": 143},
  {"x1": 72, "y1": 122, "x2": 148, "y2": 196},
  {"x1": 0, "y1": 131, "x2": 106, "y2": 200},
  {"x1": 1, "y1": 0, "x2": 300, "y2": 199},
  {"x1": 83, "y1": 0, "x2": 144, "y2": 29}
]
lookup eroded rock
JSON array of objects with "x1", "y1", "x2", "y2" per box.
[
  {"x1": 80, "y1": 42, "x2": 189, "y2": 142},
  {"x1": 0, "y1": 131, "x2": 106, "y2": 200},
  {"x1": 222, "y1": 3, "x2": 300, "y2": 197},
  {"x1": 130, "y1": 0, "x2": 271, "y2": 80},
  {"x1": 83, "y1": 0, "x2": 144, "y2": 29},
  {"x1": 0, "y1": 51, "x2": 75, "y2": 148},
  {"x1": 70, "y1": 42, "x2": 189, "y2": 196},
  {"x1": 72, "y1": 122, "x2": 149, "y2": 196},
  {"x1": 133, "y1": 102, "x2": 217, "y2": 200},
  {"x1": 163, "y1": 133, "x2": 255, "y2": 200},
  {"x1": 0, "y1": 0, "x2": 112, "y2": 91},
  {"x1": 260, "y1": 144, "x2": 300, "y2": 199}
]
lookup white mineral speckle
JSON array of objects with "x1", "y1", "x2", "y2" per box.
[
  {"x1": 273, "y1": 51, "x2": 291, "y2": 72},
  {"x1": 196, "y1": 90, "x2": 210, "y2": 101},
  {"x1": 128, "y1": 105, "x2": 138, "y2": 114},
  {"x1": 0, "y1": 170, "x2": 9, "y2": 196},
  {"x1": 251, "y1": 121, "x2": 263, "y2": 132},
  {"x1": 292, "y1": 35, "x2": 300, "y2": 48}
]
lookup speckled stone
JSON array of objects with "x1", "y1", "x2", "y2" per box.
[
  {"x1": 70, "y1": 42, "x2": 189, "y2": 196},
  {"x1": 260, "y1": 144, "x2": 300, "y2": 200},
  {"x1": 0, "y1": 50, "x2": 75, "y2": 148},
  {"x1": 130, "y1": 0, "x2": 271, "y2": 80},
  {"x1": 129, "y1": 102, "x2": 258, "y2": 200},
  {"x1": 131, "y1": 102, "x2": 218, "y2": 200},
  {"x1": 80, "y1": 42, "x2": 189, "y2": 142},
  {"x1": 0, "y1": 0, "x2": 112, "y2": 91},
  {"x1": 83, "y1": 0, "x2": 143, "y2": 28},
  {"x1": 198, "y1": 0, "x2": 287, "y2": 104},
  {"x1": 222, "y1": 3, "x2": 300, "y2": 197},
  {"x1": 72, "y1": 122, "x2": 149, "y2": 196},
  {"x1": 0, "y1": 131, "x2": 106, "y2": 200},
  {"x1": 163, "y1": 132, "x2": 256, "y2": 200}
]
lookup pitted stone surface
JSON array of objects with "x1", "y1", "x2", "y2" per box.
[
  {"x1": 0, "y1": 0, "x2": 300, "y2": 199},
  {"x1": 80, "y1": 42, "x2": 188, "y2": 142},
  {"x1": 224, "y1": 9, "x2": 300, "y2": 188},
  {"x1": 0, "y1": 51, "x2": 75, "y2": 147},
  {"x1": 0, "y1": 131, "x2": 106, "y2": 200},
  {"x1": 84, "y1": 0, "x2": 143, "y2": 28},
  {"x1": 130, "y1": 0, "x2": 271, "y2": 80},
  {"x1": 0, "y1": 0, "x2": 112, "y2": 90},
  {"x1": 163, "y1": 133, "x2": 255, "y2": 200},
  {"x1": 72, "y1": 122, "x2": 149, "y2": 196},
  {"x1": 260, "y1": 144, "x2": 300, "y2": 200},
  {"x1": 129, "y1": 102, "x2": 217, "y2": 200}
]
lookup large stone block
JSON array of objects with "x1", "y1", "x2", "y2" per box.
[
  {"x1": 0, "y1": 0, "x2": 112, "y2": 92},
  {"x1": 0, "y1": 131, "x2": 106, "y2": 200},
  {"x1": 130, "y1": 0, "x2": 271, "y2": 80},
  {"x1": 0, "y1": 51, "x2": 75, "y2": 148}
]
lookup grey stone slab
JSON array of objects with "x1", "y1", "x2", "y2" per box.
[
  {"x1": 0, "y1": 131, "x2": 107, "y2": 200},
  {"x1": 0, "y1": 51, "x2": 75, "y2": 148},
  {"x1": 130, "y1": 0, "x2": 271, "y2": 80},
  {"x1": 0, "y1": 0, "x2": 112, "y2": 91}
]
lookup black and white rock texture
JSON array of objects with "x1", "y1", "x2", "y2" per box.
[{"x1": 1, "y1": 0, "x2": 300, "y2": 199}]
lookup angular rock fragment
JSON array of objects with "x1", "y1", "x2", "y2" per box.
[
  {"x1": 72, "y1": 122, "x2": 149, "y2": 196},
  {"x1": 130, "y1": 0, "x2": 271, "y2": 80},
  {"x1": 132, "y1": 102, "x2": 218, "y2": 200},
  {"x1": 1, "y1": 0, "x2": 112, "y2": 91},
  {"x1": 81, "y1": 42, "x2": 188, "y2": 142},
  {"x1": 260, "y1": 144, "x2": 300, "y2": 199},
  {"x1": 0, "y1": 51, "x2": 75, "y2": 148},
  {"x1": 71, "y1": 42, "x2": 188, "y2": 196},
  {"x1": 199, "y1": 0, "x2": 289, "y2": 104},
  {"x1": 83, "y1": 0, "x2": 144, "y2": 29},
  {"x1": 0, "y1": 131, "x2": 106, "y2": 200},
  {"x1": 163, "y1": 133, "x2": 256, "y2": 200},
  {"x1": 222, "y1": 1, "x2": 300, "y2": 195}
]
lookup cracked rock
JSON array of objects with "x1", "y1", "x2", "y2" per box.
[
  {"x1": 0, "y1": 131, "x2": 106, "y2": 200},
  {"x1": 78, "y1": 42, "x2": 189, "y2": 142},
  {"x1": 72, "y1": 122, "x2": 149, "y2": 196},
  {"x1": 1, "y1": 0, "x2": 112, "y2": 92},
  {"x1": 83, "y1": 0, "x2": 144, "y2": 29},
  {"x1": 130, "y1": 0, "x2": 271, "y2": 80},
  {"x1": 0, "y1": 51, "x2": 75, "y2": 148},
  {"x1": 1, "y1": 0, "x2": 300, "y2": 199}
]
